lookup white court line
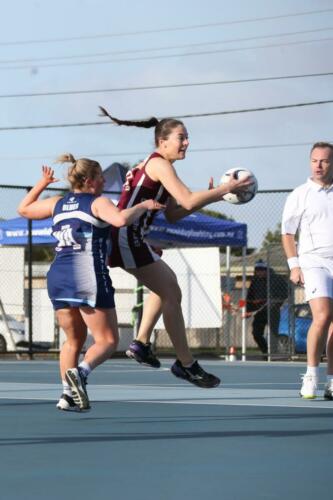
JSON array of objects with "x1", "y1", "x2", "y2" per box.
[{"x1": 0, "y1": 382, "x2": 332, "y2": 409}]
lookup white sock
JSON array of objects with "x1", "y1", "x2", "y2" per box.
[
  {"x1": 78, "y1": 361, "x2": 92, "y2": 377},
  {"x1": 306, "y1": 366, "x2": 319, "y2": 378},
  {"x1": 62, "y1": 380, "x2": 72, "y2": 397}
]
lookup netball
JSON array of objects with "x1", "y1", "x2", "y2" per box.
[{"x1": 220, "y1": 167, "x2": 258, "y2": 205}]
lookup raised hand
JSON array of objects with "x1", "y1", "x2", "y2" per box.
[{"x1": 41, "y1": 166, "x2": 59, "y2": 185}]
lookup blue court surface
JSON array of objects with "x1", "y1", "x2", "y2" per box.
[{"x1": 0, "y1": 359, "x2": 332, "y2": 500}]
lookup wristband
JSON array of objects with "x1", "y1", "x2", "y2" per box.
[{"x1": 287, "y1": 257, "x2": 300, "y2": 270}]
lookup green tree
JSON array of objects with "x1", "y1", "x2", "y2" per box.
[
  {"x1": 261, "y1": 223, "x2": 282, "y2": 250},
  {"x1": 199, "y1": 208, "x2": 234, "y2": 221}
]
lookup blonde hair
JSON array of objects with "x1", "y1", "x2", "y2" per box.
[{"x1": 56, "y1": 153, "x2": 102, "y2": 190}]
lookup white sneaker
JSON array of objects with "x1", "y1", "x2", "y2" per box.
[
  {"x1": 56, "y1": 393, "x2": 79, "y2": 411},
  {"x1": 65, "y1": 368, "x2": 90, "y2": 410},
  {"x1": 300, "y1": 374, "x2": 318, "y2": 399}
]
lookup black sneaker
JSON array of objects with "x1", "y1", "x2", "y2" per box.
[
  {"x1": 65, "y1": 367, "x2": 91, "y2": 410},
  {"x1": 56, "y1": 393, "x2": 79, "y2": 412},
  {"x1": 171, "y1": 360, "x2": 221, "y2": 388},
  {"x1": 324, "y1": 382, "x2": 333, "y2": 400},
  {"x1": 126, "y1": 340, "x2": 161, "y2": 368}
]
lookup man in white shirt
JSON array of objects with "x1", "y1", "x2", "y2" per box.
[{"x1": 281, "y1": 142, "x2": 333, "y2": 399}]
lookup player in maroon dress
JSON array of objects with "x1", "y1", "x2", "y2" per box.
[{"x1": 101, "y1": 107, "x2": 252, "y2": 388}]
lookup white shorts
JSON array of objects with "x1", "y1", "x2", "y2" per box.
[{"x1": 299, "y1": 254, "x2": 333, "y2": 301}]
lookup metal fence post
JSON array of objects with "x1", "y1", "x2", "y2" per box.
[{"x1": 27, "y1": 192, "x2": 33, "y2": 360}]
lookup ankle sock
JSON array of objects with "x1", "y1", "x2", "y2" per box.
[
  {"x1": 78, "y1": 361, "x2": 92, "y2": 378},
  {"x1": 62, "y1": 380, "x2": 72, "y2": 397},
  {"x1": 306, "y1": 366, "x2": 319, "y2": 378}
]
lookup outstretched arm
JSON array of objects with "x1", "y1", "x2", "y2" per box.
[
  {"x1": 150, "y1": 158, "x2": 253, "y2": 214},
  {"x1": 164, "y1": 177, "x2": 215, "y2": 223},
  {"x1": 92, "y1": 197, "x2": 165, "y2": 227},
  {"x1": 17, "y1": 166, "x2": 61, "y2": 219}
]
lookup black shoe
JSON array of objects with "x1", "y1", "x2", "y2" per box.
[
  {"x1": 56, "y1": 393, "x2": 79, "y2": 412},
  {"x1": 324, "y1": 383, "x2": 333, "y2": 400},
  {"x1": 171, "y1": 360, "x2": 221, "y2": 388},
  {"x1": 65, "y1": 367, "x2": 91, "y2": 410},
  {"x1": 126, "y1": 340, "x2": 161, "y2": 368}
]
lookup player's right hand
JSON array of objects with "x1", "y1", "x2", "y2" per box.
[{"x1": 289, "y1": 267, "x2": 304, "y2": 286}]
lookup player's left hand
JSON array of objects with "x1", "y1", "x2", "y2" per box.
[{"x1": 144, "y1": 199, "x2": 166, "y2": 211}]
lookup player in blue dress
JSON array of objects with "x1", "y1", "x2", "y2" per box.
[{"x1": 18, "y1": 155, "x2": 164, "y2": 411}]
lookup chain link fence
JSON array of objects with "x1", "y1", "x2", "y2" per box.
[{"x1": 0, "y1": 184, "x2": 308, "y2": 359}]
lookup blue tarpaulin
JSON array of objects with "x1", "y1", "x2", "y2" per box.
[
  {"x1": 0, "y1": 217, "x2": 54, "y2": 246},
  {"x1": 0, "y1": 212, "x2": 247, "y2": 248},
  {"x1": 148, "y1": 212, "x2": 247, "y2": 247}
]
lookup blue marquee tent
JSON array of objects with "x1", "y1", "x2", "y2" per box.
[
  {"x1": 148, "y1": 212, "x2": 246, "y2": 247},
  {"x1": 0, "y1": 212, "x2": 247, "y2": 248},
  {"x1": 0, "y1": 217, "x2": 53, "y2": 246}
]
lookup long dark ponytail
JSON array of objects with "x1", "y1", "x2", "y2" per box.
[{"x1": 99, "y1": 106, "x2": 185, "y2": 147}]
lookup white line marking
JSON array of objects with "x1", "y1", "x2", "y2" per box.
[{"x1": 0, "y1": 383, "x2": 332, "y2": 409}]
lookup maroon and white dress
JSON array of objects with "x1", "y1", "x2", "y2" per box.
[{"x1": 109, "y1": 152, "x2": 170, "y2": 269}]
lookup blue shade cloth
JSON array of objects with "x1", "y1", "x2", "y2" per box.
[
  {"x1": 0, "y1": 212, "x2": 247, "y2": 248},
  {"x1": 148, "y1": 211, "x2": 247, "y2": 248},
  {"x1": 0, "y1": 217, "x2": 55, "y2": 245}
]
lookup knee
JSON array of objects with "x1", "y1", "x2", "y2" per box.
[
  {"x1": 95, "y1": 331, "x2": 119, "y2": 351},
  {"x1": 65, "y1": 337, "x2": 85, "y2": 352},
  {"x1": 312, "y1": 312, "x2": 333, "y2": 330},
  {"x1": 164, "y1": 282, "x2": 182, "y2": 305},
  {"x1": 253, "y1": 330, "x2": 263, "y2": 341}
]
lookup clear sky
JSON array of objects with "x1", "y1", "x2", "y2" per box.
[{"x1": 1, "y1": 0, "x2": 333, "y2": 247}]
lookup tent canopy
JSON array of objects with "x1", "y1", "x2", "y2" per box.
[
  {"x1": 0, "y1": 212, "x2": 247, "y2": 248},
  {"x1": 148, "y1": 212, "x2": 246, "y2": 247},
  {"x1": 0, "y1": 217, "x2": 54, "y2": 246},
  {"x1": 0, "y1": 163, "x2": 246, "y2": 248}
]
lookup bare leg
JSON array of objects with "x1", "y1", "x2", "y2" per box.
[
  {"x1": 307, "y1": 297, "x2": 333, "y2": 366},
  {"x1": 326, "y1": 321, "x2": 333, "y2": 374},
  {"x1": 136, "y1": 292, "x2": 162, "y2": 344},
  {"x1": 56, "y1": 308, "x2": 87, "y2": 380},
  {"x1": 128, "y1": 261, "x2": 193, "y2": 366},
  {"x1": 80, "y1": 307, "x2": 119, "y2": 370}
]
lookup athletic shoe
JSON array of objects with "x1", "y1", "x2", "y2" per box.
[
  {"x1": 324, "y1": 380, "x2": 333, "y2": 400},
  {"x1": 56, "y1": 393, "x2": 79, "y2": 412},
  {"x1": 126, "y1": 340, "x2": 161, "y2": 368},
  {"x1": 65, "y1": 367, "x2": 90, "y2": 410},
  {"x1": 299, "y1": 374, "x2": 318, "y2": 399},
  {"x1": 171, "y1": 359, "x2": 221, "y2": 388}
]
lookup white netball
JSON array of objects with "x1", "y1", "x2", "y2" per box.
[{"x1": 220, "y1": 168, "x2": 258, "y2": 205}]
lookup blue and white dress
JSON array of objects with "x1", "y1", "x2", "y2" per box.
[{"x1": 47, "y1": 192, "x2": 115, "y2": 310}]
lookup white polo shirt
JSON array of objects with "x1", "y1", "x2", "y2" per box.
[{"x1": 281, "y1": 178, "x2": 333, "y2": 258}]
